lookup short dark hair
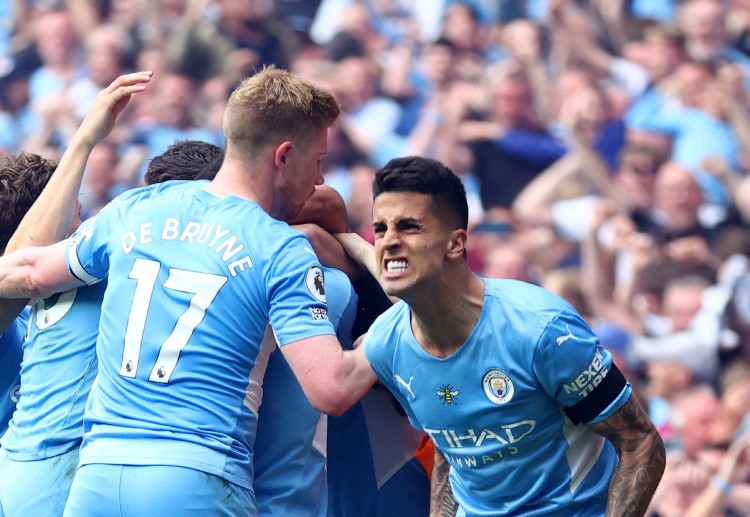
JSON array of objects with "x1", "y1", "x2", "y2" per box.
[
  {"x1": 373, "y1": 156, "x2": 468, "y2": 230},
  {"x1": 145, "y1": 140, "x2": 224, "y2": 185},
  {"x1": 0, "y1": 151, "x2": 57, "y2": 251}
]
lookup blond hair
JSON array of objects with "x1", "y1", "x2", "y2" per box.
[{"x1": 223, "y1": 66, "x2": 340, "y2": 160}]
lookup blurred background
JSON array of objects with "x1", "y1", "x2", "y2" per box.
[{"x1": 3, "y1": 1, "x2": 750, "y2": 512}]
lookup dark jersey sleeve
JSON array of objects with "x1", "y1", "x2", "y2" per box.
[{"x1": 351, "y1": 270, "x2": 393, "y2": 339}]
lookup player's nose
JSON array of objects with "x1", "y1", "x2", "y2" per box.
[{"x1": 381, "y1": 226, "x2": 400, "y2": 249}]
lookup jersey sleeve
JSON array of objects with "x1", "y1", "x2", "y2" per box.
[
  {"x1": 65, "y1": 210, "x2": 113, "y2": 285},
  {"x1": 321, "y1": 267, "x2": 355, "y2": 331},
  {"x1": 361, "y1": 310, "x2": 421, "y2": 429},
  {"x1": 266, "y1": 234, "x2": 336, "y2": 345},
  {"x1": 351, "y1": 270, "x2": 394, "y2": 340},
  {"x1": 362, "y1": 323, "x2": 393, "y2": 387},
  {"x1": 533, "y1": 310, "x2": 630, "y2": 424}
]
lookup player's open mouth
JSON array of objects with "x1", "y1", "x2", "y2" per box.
[{"x1": 385, "y1": 259, "x2": 408, "y2": 275}]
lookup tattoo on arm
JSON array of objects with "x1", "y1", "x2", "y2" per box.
[
  {"x1": 588, "y1": 394, "x2": 666, "y2": 517},
  {"x1": 430, "y1": 447, "x2": 459, "y2": 517}
]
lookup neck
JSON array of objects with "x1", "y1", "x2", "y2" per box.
[
  {"x1": 204, "y1": 159, "x2": 270, "y2": 210},
  {"x1": 407, "y1": 267, "x2": 485, "y2": 358}
]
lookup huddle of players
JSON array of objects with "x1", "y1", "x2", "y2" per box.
[
  {"x1": 0, "y1": 70, "x2": 416, "y2": 517},
  {"x1": 0, "y1": 69, "x2": 664, "y2": 517}
]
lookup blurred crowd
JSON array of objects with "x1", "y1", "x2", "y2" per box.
[{"x1": 2, "y1": 0, "x2": 750, "y2": 515}]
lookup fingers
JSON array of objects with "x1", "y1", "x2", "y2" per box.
[
  {"x1": 105, "y1": 71, "x2": 154, "y2": 92},
  {"x1": 109, "y1": 71, "x2": 153, "y2": 96},
  {"x1": 98, "y1": 71, "x2": 153, "y2": 103},
  {"x1": 110, "y1": 84, "x2": 150, "y2": 100},
  {"x1": 75, "y1": 71, "x2": 154, "y2": 146},
  {"x1": 98, "y1": 71, "x2": 152, "y2": 106}
]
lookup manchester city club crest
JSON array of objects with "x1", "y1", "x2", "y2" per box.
[{"x1": 482, "y1": 369, "x2": 514, "y2": 405}]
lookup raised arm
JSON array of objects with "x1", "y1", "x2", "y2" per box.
[
  {"x1": 568, "y1": 124, "x2": 623, "y2": 206},
  {"x1": 6, "y1": 71, "x2": 152, "y2": 253},
  {"x1": 683, "y1": 434, "x2": 750, "y2": 517},
  {"x1": 0, "y1": 241, "x2": 86, "y2": 300},
  {"x1": 580, "y1": 204, "x2": 645, "y2": 334},
  {"x1": 334, "y1": 232, "x2": 378, "y2": 280},
  {"x1": 512, "y1": 153, "x2": 580, "y2": 227},
  {"x1": 551, "y1": 2, "x2": 614, "y2": 76},
  {"x1": 0, "y1": 71, "x2": 152, "y2": 334},
  {"x1": 334, "y1": 231, "x2": 401, "y2": 306},
  {"x1": 718, "y1": 63, "x2": 750, "y2": 166},
  {"x1": 588, "y1": 394, "x2": 666, "y2": 517},
  {"x1": 294, "y1": 223, "x2": 361, "y2": 281},
  {"x1": 502, "y1": 19, "x2": 555, "y2": 126}
]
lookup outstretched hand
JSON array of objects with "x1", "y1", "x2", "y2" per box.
[{"x1": 76, "y1": 71, "x2": 153, "y2": 147}]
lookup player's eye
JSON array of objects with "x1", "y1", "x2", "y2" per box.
[
  {"x1": 398, "y1": 222, "x2": 420, "y2": 232},
  {"x1": 373, "y1": 223, "x2": 386, "y2": 237}
]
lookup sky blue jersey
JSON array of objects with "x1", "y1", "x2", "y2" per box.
[
  {"x1": 0, "y1": 308, "x2": 28, "y2": 437},
  {"x1": 364, "y1": 279, "x2": 631, "y2": 517},
  {"x1": 64, "y1": 183, "x2": 336, "y2": 490},
  {"x1": 3, "y1": 180, "x2": 207, "y2": 461},
  {"x1": 1, "y1": 282, "x2": 105, "y2": 460},
  {"x1": 254, "y1": 267, "x2": 358, "y2": 517}
]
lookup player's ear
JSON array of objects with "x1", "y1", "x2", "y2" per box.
[
  {"x1": 446, "y1": 229, "x2": 467, "y2": 259},
  {"x1": 274, "y1": 141, "x2": 293, "y2": 170}
]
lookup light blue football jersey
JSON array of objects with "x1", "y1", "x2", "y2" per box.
[
  {"x1": 363, "y1": 278, "x2": 631, "y2": 517},
  {"x1": 65, "y1": 184, "x2": 336, "y2": 490},
  {"x1": 253, "y1": 267, "x2": 357, "y2": 517},
  {"x1": 2, "y1": 179, "x2": 209, "y2": 460},
  {"x1": 1, "y1": 283, "x2": 105, "y2": 459},
  {"x1": 0, "y1": 308, "x2": 28, "y2": 437}
]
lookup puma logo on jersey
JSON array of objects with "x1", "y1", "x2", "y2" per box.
[
  {"x1": 556, "y1": 325, "x2": 579, "y2": 345},
  {"x1": 395, "y1": 374, "x2": 416, "y2": 399}
]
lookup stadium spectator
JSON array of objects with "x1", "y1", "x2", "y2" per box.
[{"x1": 0, "y1": 1, "x2": 747, "y2": 513}]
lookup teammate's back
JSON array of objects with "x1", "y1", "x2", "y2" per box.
[{"x1": 70, "y1": 183, "x2": 336, "y2": 490}]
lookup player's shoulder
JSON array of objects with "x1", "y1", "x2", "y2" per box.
[
  {"x1": 105, "y1": 180, "x2": 208, "y2": 212},
  {"x1": 367, "y1": 301, "x2": 410, "y2": 339},
  {"x1": 362, "y1": 301, "x2": 423, "y2": 380},
  {"x1": 483, "y1": 278, "x2": 577, "y2": 324},
  {"x1": 249, "y1": 216, "x2": 315, "y2": 260}
]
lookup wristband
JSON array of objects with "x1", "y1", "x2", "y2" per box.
[{"x1": 711, "y1": 476, "x2": 732, "y2": 494}]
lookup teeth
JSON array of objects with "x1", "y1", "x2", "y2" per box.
[{"x1": 386, "y1": 260, "x2": 407, "y2": 274}]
